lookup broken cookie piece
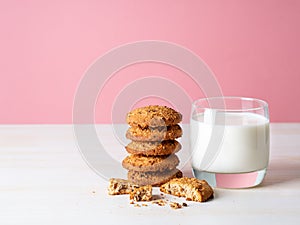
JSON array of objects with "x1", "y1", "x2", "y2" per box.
[
  {"x1": 108, "y1": 178, "x2": 139, "y2": 195},
  {"x1": 130, "y1": 185, "x2": 152, "y2": 201},
  {"x1": 160, "y1": 177, "x2": 214, "y2": 202}
]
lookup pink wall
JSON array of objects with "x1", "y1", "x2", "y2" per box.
[{"x1": 1, "y1": 0, "x2": 300, "y2": 123}]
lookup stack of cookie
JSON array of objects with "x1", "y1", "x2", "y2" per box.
[{"x1": 122, "y1": 105, "x2": 183, "y2": 186}]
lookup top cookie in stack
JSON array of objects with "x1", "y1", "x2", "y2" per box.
[
  {"x1": 126, "y1": 105, "x2": 182, "y2": 129},
  {"x1": 124, "y1": 105, "x2": 183, "y2": 186}
]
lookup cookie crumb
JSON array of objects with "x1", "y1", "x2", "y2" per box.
[
  {"x1": 182, "y1": 202, "x2": 188, "y2": 207},
  {"x1": 152, "y1": 199, "x2": 166, "y2": 206},
  {"x1": 169, "y1": 202, "x2": 182, "y2": 209},
  {"x1": 142, "y1": 204, "x2": 148, "y2": 207},
  {"x1": 134, "y1": 204, "x2": 141, "y2": 207},
  {"x1": 129, "y1": 201, "x2": 134, "y2": 204}
]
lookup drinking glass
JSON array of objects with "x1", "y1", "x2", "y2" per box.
[{"x1": 190, "y1": 97, "x2": 269, "y2": 188}]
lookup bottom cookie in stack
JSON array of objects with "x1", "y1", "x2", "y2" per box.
[{"x1": 128, "y1": 169, "x2": 183, "y2": 186}]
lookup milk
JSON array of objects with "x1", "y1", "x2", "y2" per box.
[{"x1": 190, "y1": 112, "x2": 269, "y2": 173}]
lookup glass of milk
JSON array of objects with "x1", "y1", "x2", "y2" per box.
[{"x1": 190, "y1": 97, "x2": 269, "y2": 188}]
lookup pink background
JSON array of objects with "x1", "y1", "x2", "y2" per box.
[{"x1": 1, "y1": 0, "x2": 300, "y2": 123}]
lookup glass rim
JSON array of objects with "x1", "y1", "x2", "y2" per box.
[{"x1": 192, "y1": 96, "x2": 269, "y2": 112}]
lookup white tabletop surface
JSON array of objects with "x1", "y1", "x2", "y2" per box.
[{"x1": 0, "y1": 123, "x2": 299, "y2": 225}]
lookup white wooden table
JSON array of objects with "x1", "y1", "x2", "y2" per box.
[{"x1": 0, "y1": 124, "x2": 299, "y2": 225}]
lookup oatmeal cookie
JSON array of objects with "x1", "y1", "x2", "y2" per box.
[
  {"x1": 125, "y1": 140, "x2": 181, "y2": 156},
  {"x1": 126, "y1": 105, "x2": 182, "y2": 128},
  {"x1": 122, "y1": 154, "x2": 179, "y2": 172},
  {"x1": 127, "y1": 169, "x2": 183, "y2": 186},
  {"x1": 129, "y1": 185, "x2": 152, "y2": 201},
  {"x1": 126, "y1": 125, "x2": 182, "y2": 142},
  {"x1": 108, "y1": 178, "x2": 139, "y2": 195},
  {"x1": 160, "y1": 177, "x2": 214, "y2": 202}
]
